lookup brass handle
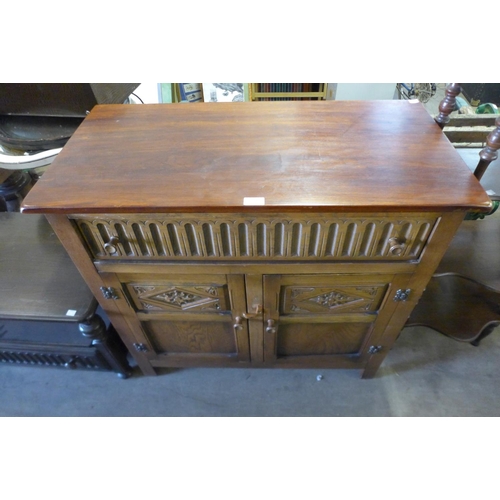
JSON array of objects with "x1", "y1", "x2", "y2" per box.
[
  {"x1": 233, "y1": 316, "x2": 243, "y2": 331},
  {"x1": 266, "y1": 319, "x2": 276, "y2": 334},
  {"x1": 104, "y1": 236, "x2": 120, "y2": 254},
  {"x1": 242, "y1": 304, "x2": 263, "y2": 320}
]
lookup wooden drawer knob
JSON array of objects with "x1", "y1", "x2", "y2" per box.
[
  {"x1": 104, "y1": 236, "x2": 120, "y2": 254},
  {"x1": 389, "y1": 237, "x2": 406, "y2": 256}
]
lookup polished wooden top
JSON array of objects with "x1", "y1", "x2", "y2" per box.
[{"x1": 21, "y1": 101, "x2": 491, "y2": 214}]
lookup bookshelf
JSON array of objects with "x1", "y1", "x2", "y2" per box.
[{"x1": 249, "y1": 83, "x2": 327, "y2": 101}]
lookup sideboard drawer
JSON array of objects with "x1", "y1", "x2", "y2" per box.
[{"x1": 72, "y1": 213, "x2": 440, "y2": 262}]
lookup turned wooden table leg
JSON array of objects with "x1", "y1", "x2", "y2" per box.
[
  {"x1": 79, "y1": 313, "x2": 133, "y2": 378},
  {"x1": 434, "y1": 83, "x2": 461, "y2": 129},
  {"x1": 474, "y1": 117, "x2": 500, "y2": 181}
]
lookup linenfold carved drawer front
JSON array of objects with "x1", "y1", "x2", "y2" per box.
[{"x1": 72, "y1": 213, "x2": 440, "y2": 261}]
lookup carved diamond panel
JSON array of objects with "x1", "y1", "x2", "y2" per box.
[
  {"x1": 126, "y1": 284, "x2": 227, "y2": 312},
  {"x1": 282, "y1": 285, "x2": 387, "y2": 314}
]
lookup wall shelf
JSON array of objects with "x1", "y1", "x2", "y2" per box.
[{"x1": 249, "y1": 83, "x2": 327, "y2": 101}]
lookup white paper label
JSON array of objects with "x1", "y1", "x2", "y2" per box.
[{"x1": 243, "y1": 197, "x2": 265, "y2": 205}]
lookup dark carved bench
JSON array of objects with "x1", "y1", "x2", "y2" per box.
[{"x1": 0, "y1": 212, "x2": 132, "y2": 377}]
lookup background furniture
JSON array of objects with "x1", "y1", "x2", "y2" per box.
[
  {"x1": 0, "y1": 84, "x2": 140, "y2": 212},
  {"x1": 0, "y1": 169, "x2": 34, "y2": 212},
  {"x1": 460, "y1": 84, "x2": 500, "y2": 107},
  {"x1": 0, "y1": 212, "x2": 131, "y2": 377},
  {"x1": 407, "y1": 212, "x2": 500, "y2": 345},
  {"x1": 20, "y1": 101, "x2": 490, "y2": 378},
  {"x1": 248, "y1": 83, "x2": 327, "y2": 101},
  {"x1": 407, "y1": 89, "x2": 500, "y2": 344}
]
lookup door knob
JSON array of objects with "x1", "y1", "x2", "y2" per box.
[
  {"x1": 266, "y1": 319, "x2": 276, "y2": 334},
  {"x1": 233, "y1": 316, "x2": 243, "y2": 331}
]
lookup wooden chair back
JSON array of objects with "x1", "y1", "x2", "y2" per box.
[{"x1": 435, "y1": 83, "x2": 500, "y2": 181}]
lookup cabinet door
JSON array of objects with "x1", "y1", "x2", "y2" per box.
[
  {"x1": 100, "y1": 272, "x2": 250, "y2": 367},
  {"x1": 262, "y1": 274, "x2": 410, "y2": 368}
]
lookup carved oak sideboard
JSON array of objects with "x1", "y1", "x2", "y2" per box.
[{"x1": 21, "y1": 101, "x2": 491, "y2": 378}]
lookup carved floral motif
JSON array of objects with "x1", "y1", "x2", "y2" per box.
[
  {"x1": 131, "y1": 284, "x2": 223, "y2": 312},
  {"x1": 308, "y1": 291, "x2": 360, "y2": 309},
  {"x1": 283, "y1": 285, "x2": 386, "y2": 314}
]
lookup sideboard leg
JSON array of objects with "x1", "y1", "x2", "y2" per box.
[{"x1": 361, "y1": 355, "x2": 385, "y2": 379}]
